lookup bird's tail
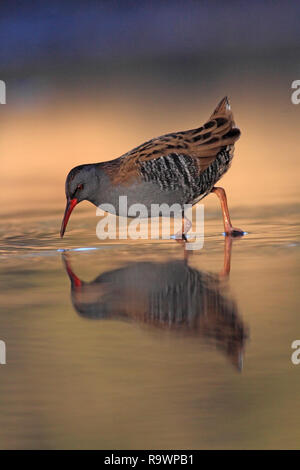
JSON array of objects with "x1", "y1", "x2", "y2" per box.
[
  {"x1": 210, "y1": 96, "x2": 240, "y2": 136},
  {"x1": 210, "y1": 96, "x2": 231, "y2": 118},
  {"x1": 208, "y1": 96, "x2": 241, "y2": 146}
]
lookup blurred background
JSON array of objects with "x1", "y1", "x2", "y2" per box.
[
  {"x1": 1, "y1": 0, "x2": 300, "y2": 450},
  {"x1": 1, "y1": 0, "x2": 299, "y2": 220}
]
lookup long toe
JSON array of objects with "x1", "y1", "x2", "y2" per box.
[{"x1": 228, "y1": 227, "x2": 245, "y2": 237}]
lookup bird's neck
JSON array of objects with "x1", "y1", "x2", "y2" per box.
[{"x1": 88, "y1": 161, "x2": 121, "y2": 208}]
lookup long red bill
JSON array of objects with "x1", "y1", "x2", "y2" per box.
[{"x1": 60, "y1": 198, "x2": 78, "y2": 238}]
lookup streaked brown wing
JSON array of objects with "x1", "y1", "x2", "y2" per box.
[{"x1": 109, "y1": 97, "x2": 240, "y2": 185}]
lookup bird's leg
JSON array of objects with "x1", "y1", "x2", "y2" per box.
[
  {"x1": 212, "y1": 187, "x2": 244, "y2": 237},
  {"x1": 175, "y1": 213, "x2": 192, "y2": 241}
]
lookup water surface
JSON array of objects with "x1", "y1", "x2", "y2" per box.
[
  {"x1": 1, "y1": 82, "x2": 300, "y2": 449},
  {"x1": 1, "y1": 204, "x2": 299, "y2": 449}
]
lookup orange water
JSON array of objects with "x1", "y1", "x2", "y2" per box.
[{"x1": 0, "y1": 93, "x2": 300, "y2": 449}]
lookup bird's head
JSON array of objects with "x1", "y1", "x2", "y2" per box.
[{"x1": 60, "y1": 164, "x2": 98, "y2": 237}]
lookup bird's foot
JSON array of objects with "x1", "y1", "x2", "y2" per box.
[
  {"x1": 173, "y1": 231, "x2": 188, "y2": 241},
  {"x1": 182, "y1": 233, "x2": 188, "y2": 241},
  {"x1": 224, "y1": 227, "x2": 245, "y2": 238},
  {"x1": 171, "y1": 232, "x2": 188, "y2": 245}
]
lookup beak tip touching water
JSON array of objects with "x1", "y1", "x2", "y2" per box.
[{"x1": 60, "y1": 198, "x2": 78, "y2": 238}]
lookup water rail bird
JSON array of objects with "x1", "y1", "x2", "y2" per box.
[{"x1": 60, "y1": 97, "x2": 244, "y2": 240}]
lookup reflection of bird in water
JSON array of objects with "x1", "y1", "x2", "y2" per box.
[{"x1": 62, "y1": 238, "x2": 248, "y2": 370}]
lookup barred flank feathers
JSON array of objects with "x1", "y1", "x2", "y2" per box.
[{"x1": 105, "y1": 97, "x2": 240, "y2": 185}]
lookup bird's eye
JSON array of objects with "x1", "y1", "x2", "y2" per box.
[{"x1": 77, "y1": 184, "x2": 84, "y2": 191}]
